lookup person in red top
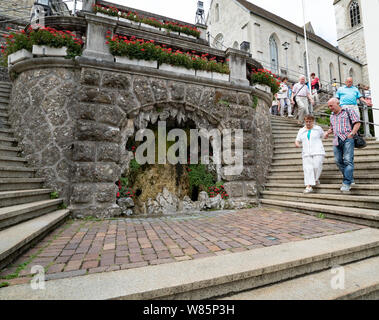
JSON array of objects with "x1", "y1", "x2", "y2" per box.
[{"x1": 311, "y1": 73, "x2": 320, "y2": 91}]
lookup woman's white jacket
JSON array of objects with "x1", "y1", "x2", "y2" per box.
[{"x1": 295, "y1": 125, "x2": 325, "y2": 157}]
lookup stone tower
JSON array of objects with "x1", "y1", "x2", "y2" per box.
[{"x1": 333, "y1": 0, "x2": 369, "y2": 85}]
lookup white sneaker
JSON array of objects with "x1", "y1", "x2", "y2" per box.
[
  {"x1": 288, "y1": 115, "x2": 294, "y2": 118},
  {"x1": 340, "y1": 184, "x2": 351, "y2": 192},
  {"x1": 303, "y1": 187, "x2": 313, "y2": 193}
]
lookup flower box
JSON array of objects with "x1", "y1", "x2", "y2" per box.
[
  {"x1": 180, "y1": 33, "x2": 197, "y2": 40},
  {"x1": 196, "y1": 70, "x2": 212, "y2": 79},
  {"x1": 253, "y1": 84, "x2": 272, "y2": 93},
  {"x1": 96, "y1": 12, "x2": 118, "y2": 21},
  {"x1": 7, "y1": 49, "x2": 33, "y2": 65},
  {"x1": 32, "y1": 45, "x2": 67, "y2": 57},
  {"x1": 119, "y1": 17, "x2": 139, "y2": 26},
  {"x1": 140, "y1": 23, "x2": 159, "y2": 31},
  {"x1": 212, "y1": 72, "x2": 229, "y2": 82},
  {"x1": 164, "y1": 29, "x2": 180, "y2": 37},
  {"x1": 159, "y1": 64, "x2": 196, "y2": 76},
  {"x1": 115, "y1": 56, "x2": 158, "y2": 68}
]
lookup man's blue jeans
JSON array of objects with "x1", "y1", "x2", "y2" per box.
[{"x1": 333, "y1": 137, "x2": 355, "y2": 186}]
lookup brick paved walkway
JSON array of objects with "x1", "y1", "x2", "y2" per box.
[{"x1": 0, "y1": 208, "x2": 366, "y2": 286}]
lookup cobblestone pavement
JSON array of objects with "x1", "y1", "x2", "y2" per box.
[{"x1": 0, "y1": 208, "x2": 366, "y2": 286}]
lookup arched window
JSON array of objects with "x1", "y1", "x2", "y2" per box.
[
  {"x1": 317, "y1": 57, "x2": 322, "y2": 80},
  {"x1": 215, "y1": 3, "x2": 220, "y2": 23},
  {"x1": 303, "y1": 52, "x2": 309, "y2": 78},
  {"x1": 349, "y1": 67, "x2": 354, "y2": 78},
  {"x1": 213, "y1": 33, "x2": 224, "y2": 49},
  {"x1": 350, "y1": 1, "x2": 361, "y2": 27},
  {"x1": 233, "y1": 41, "x2": 239, "y2": 49},
  {"x1": 269, "y1": 35, "x2": 279, "y2": 74},
  {"x1": 329, "y1": 63, "x2": 335, "y2": 82}
]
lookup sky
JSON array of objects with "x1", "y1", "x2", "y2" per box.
[{"x1": 70, "y1": 0, "x2": 338, "y2": 45}]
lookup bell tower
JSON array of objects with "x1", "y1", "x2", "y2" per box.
[{"x1": 333, "y1": 0, "x2": 369, "y2": 85}]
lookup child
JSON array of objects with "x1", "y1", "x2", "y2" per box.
[{"x1": 271, "y1": 94, "x2": 279, "y2": 116}]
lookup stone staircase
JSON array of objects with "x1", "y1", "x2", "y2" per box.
[
  {"x1": 0, "y1": 81, "x2": 70, "y2": 271},
  {"x1": 261, "y1": 115, "x2": 379, "y2": 228}
]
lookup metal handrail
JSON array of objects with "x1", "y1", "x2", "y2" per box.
[{"x1": 314, "y1": 104, "x2": 378, "y2": 138}]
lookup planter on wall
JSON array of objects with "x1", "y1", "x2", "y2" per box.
[
  {"x1": 32, "y1": 45, "x2": 67, "y2": 57},
  {"x1": 180, "y1": 33, "x2": 197, "y2": 40},
  {"x1": 96, "y1": 12, "x2": 118, "y2": 21},
  {"x1": 212, "y1": 72, "x2": 230, "y2": 82},
  {"x1": 140, "y1": 23, "x2": 159, "y2": 31},
  {"x1": 252, "y1": 83, "x2": 272, "y2": 94},
  {"x1": 7, "y1": 49, "x2": 33, "y2": 65},
  {"x1": 115, "y1": 56, "x2": 158, "y2": 69},
  {"x1": 196, "y1": 69, "x2": 212, "y2": 79},
  {"x1": 159, "y1": 63, "x2": 196, "y2": 76},
  {"x1": 164, "y1": 30, "x2": 180, "y2": 37},
  {"x1": 119, "y1": 17, "x2": 139, "y2": 26}
]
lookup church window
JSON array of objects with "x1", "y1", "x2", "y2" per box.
[
  {"x1": 269, "y1": 35, "x2": 279, "y2": 74},
  {"x1": 350, "y1": 1, "x2": 361, "y2": 27},
  {"x1": 215, "y1": 3, "x2": 220, "y2": 23},
  {"x1": 329, "y1": 63, "x2": 335, "y2": 82},
  {"x1": 213, "y1": 33, "x2": 224, "y2": 49},
  {"x1": 317, "y1": 57, "x2": 322, "y2": 80},
  {"x1": 349, "y1": 67, "x2": 354, "y2": 78}
]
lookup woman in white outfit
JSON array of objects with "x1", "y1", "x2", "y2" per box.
[{"x1": 295, "y1": 115, "x2": 326, "y2": 193}]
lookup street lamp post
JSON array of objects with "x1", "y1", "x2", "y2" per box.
[{"x1": 282, "y1": 41, "x2": 290, "y2": 77}]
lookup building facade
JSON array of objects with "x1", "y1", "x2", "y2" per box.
[
  {"x1": 207, "y1": 0, "x2": 365, "y2": 88},
  {"x1": 334, "y1": 0, "x2": 369, "y2": 85}
]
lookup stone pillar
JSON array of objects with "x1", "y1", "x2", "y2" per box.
[
  {"x1": 225, "y1": 48, "x2": 249, "y2": 86},
  {"x1": 82, "y1": 14, "x2": 117, "y2": 62},
  {"x1": 196, "y1": 23, "x2": 207, "y2": 41},
  {"x1": 82, "y1": 0, "x2": 96, "y2": 12}
]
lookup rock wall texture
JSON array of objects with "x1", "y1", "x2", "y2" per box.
[{"x1": 9, "y1": 58, "x2": 273, "y2": 218}]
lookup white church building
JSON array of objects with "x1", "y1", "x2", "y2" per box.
[{"x1": 206, "y1": 0, "x2": 368, "y2": 88}]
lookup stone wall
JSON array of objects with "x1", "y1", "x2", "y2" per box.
[{"x1": 9, "y1": 57, "x2": 273, "y2": 218}]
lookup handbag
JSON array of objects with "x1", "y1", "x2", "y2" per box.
[
  {"x1": 292, "y1": 84, "x2": 306, "y2": 110},
  {"x1": 346, "y1": 109, "x2": 367, "y2": 148}
]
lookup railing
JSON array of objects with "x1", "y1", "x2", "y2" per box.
[{"x1": 314, "y1": 104, "x2": 379, "y2": 138}]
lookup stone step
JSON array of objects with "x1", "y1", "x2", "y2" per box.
[
  {"x1": 0, "y1": 155, "x2": 27, "y2": 167},
  {"x1": 264, "y1": 183, "x2": 379, "y2": 196},
  {"x1": 273, "y1": 140, "x2": 379, "y2": 149},
  {"x1": 261, "y1": 191, "x2": 379, "y2": 210},
  {"x1": 274, "y1": 144, "x2": 379, "y2": 154},
  {"x1": 273, "y1": 149, "x2": 379, "y2": 159},
  {"x1": 272, "y1": 155, "x2": 379, "y2": 166},
  {"x1": 0, "y1": 128, "x2": 14, "y2": 138},
  {"x1": 261, "y1": 199, "x2": 379, "y2": 228},
  {"x1": 0, "y1": 209, "x2": 69, "y2": 271},
  {"x1": 0, "y1": 93, "x2": 10, "y2": 99},
  {"x1": 271, "y1": 156, "x2": 379, "y2": 167},
  {"x1": 0, "y1": 228, "x2": 378, "y2": 300},
  {"x1": 0, "y1": 122, "x2": 10, "y2": 129},
  {"x1": 270, "y1": 162, "x2": 379, "y2": 171},
  {"x1": 0, "y1": 198, "x2": 63, "y2": 230},
  {"x1": 0, "y1": 97, "x2": 9, "y2": 104},
  {"x1": 0, "y1": 146, "x2": 21, "y2": 157},
  {"x1": 0, "y1": 178, "x2": 44, "y2": 191},
  {"x1": 274, "y1": 136, "x2": 378, "y2": 142},
  {"x1": 0, "y1": 166, "x2": 35, "y2": 178},
  {"x1": 220, "y1": 256, "x2": 379, "y2": 300},
  {"x1": 267, "y1": 174, "x2": 379, "y2": 185},
  {"x1": 0, "y1": 189, "x2": 53, "y2": 208}
]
